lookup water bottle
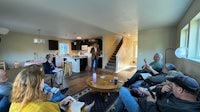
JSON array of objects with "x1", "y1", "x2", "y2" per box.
[{"x1": 92, "y1": 72, "x2": 97, "y2": 83}]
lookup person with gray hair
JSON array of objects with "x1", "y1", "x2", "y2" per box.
[
  {"x1": 123, "y1": 52, "x2": 164, "y2": 87},
  {"x1": 43, "y1": 54, "x2": 65, "y2": 89}
]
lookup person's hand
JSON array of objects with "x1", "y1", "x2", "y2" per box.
[
  {"x1": 146, "y1": 93, "x2": 157, "y2": 103},
  {"x1": 161, "y1": 83, "x2": 172, "y2": 93},
  {"x1": 146, "y1": 64, "x2": 152, "y2": 70},
  {"x1": 144, "y1": 59, "x2": 147, "y2": 64},
  {"x1": 142, "y1": 59, "x2": 148, "y2": 69},
  {"x1": 140, "y1": 89, "x2": 157, "y2": 103},
  {"x1": 60, "y1": 98, "x2": 73, "y2": 106}
]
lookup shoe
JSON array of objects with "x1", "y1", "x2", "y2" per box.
[
  {"x1": 122, "y1": 82, "x2": 129, "y2": 87},
  {"x1": 84, "y1": 101, "x2": 95, "y2": 112},
  {"x1": 60, "y1": 88, "x2": 68, "y2": 94}
]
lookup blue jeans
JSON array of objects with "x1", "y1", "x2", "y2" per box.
[
  {"x1": 125, "y1": 69, "x2": 150, "y2": 86},
  {"x1": 43, "y1": 84, "x2": 65, "y2": 102},
  {"x1": 130, "y1": 80, "x2": 144, "y2": 89},
  {"x1": 0, "y1": 96, "x2": 10, "y2": 112},
  {"x1": 91, "y1": 59, "x2": 98, "y2": 71},
  {"x1": 115, "y1": 87, "x2": 140, "y2": 112}
]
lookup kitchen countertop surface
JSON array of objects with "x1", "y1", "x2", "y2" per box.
[{"x1": 63, "y1": 56, "x2": 88, "y2": 59}]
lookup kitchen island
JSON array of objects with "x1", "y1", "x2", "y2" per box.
[{"x1": 63, "y1": 56, "x2": 88, "y2": 73}]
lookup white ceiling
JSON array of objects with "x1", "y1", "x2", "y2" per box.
[{"x1": 0, "y1": 0, "x2": 193, "y2": 40}]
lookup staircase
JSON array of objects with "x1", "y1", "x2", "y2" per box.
[{"x1": 105, "y1": 39, "x2": 123, "y2": 71}]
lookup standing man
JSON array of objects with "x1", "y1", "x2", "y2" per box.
[{"x1": 90, "y1": 43, "x2": 101, "y2": 72}]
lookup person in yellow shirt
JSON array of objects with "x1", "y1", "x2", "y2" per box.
[{"x1": 9, "y1": 64, "x2": 94, "y2": 112}]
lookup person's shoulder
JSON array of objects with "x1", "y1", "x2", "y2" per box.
[{"x1": 34, "y1": 101, "x2": 60, "y2": 111}]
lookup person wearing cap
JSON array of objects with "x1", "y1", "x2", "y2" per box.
[
  {"x1": 123, "y1": 53, "x2": 164, "y2": 87},
  {"x1": 115, "y1": 71, "x2": 200, "y2": 112},
  {"x1": 124, "y1": 63, "x2": 176, "y2": 88},
  {"x1": 0, "y1": 69, "x2": 12, "y2": 112}
]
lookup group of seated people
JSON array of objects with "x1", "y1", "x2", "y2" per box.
[
  {"x1": 1, "y1": 52, "x2": 200, "y2": 112},
  {"x1": 114, "y1": 52, "x2": 200, "y2": 112},
  {"x1": 0, "y1": 54, "x2": 95, "y2": 112}
]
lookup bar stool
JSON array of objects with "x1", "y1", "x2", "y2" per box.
[
  {"x1": 63, "y1": 61, "x2": 72, "y2": 77},
  {"x1": 14, "y1": 61, "x2": 20, "y2": 68},
  {"x1": 0, "y1": 61, "x2": 6, "y2": 70}
]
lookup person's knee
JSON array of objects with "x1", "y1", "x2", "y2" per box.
[
  {"x1": 119, "y1": 87, "x2": 129, "y2": 95},
  {"x1": 0, "y1": 96, "x2": 10, "y2": 112}
]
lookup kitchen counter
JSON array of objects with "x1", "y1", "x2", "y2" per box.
[{"x1": 63, "y1": 56, "x2": 88, "y2": 73}]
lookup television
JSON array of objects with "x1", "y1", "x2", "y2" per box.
[{"x1": 49, "y1": 40, "x2": 58, "y2": 50}]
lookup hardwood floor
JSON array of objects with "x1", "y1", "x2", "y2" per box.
[{"x1": 63, "y1": 67, "x2": 137, "y2": 96}]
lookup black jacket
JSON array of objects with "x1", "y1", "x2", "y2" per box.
[
  {"x1": 138, "y1": 87, "x2": 200, "y2": 112},
  {"x1": 43, "y1": 61, "x2": 55, "y2": 74}
]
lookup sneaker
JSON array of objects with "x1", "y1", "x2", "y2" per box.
[
  {"x1": 122, "y1": 82, "x2": 129, "y2": 87},
  {"x1": 60, "y1": 88, "x2": 68, "y2": 94}
]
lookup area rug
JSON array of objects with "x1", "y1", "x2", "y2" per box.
[{"x1": 71, "y1": 87, "x2": 119, "y2": 112}]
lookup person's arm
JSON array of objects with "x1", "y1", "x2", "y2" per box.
[
  {"x1": 141, "y1": 59, "x2": 148, "y2": 69},
  {"x1": 138, "y1": 90, "x2": 159, "y2": 112},
  {"x1": 144, "y1": 75, "x2": 166, "y2": 86},
  {"x1": 90, "y1": 48, "x2": 94, "y2": 54},
  {"x1": 146, "y1": 65, "x2": 159, "y2": 75}
]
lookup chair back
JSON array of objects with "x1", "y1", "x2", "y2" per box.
[
  {"x1": 0, "y1": 61, "x2": 6, "y2": 70},
  {"x1": 14, "y1": 61, "x2": 20, "y2": 68}
]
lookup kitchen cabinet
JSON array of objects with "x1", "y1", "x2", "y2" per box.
[
  {"x1": 98, "y1": 57, "x2": 102, "y2": 68},
  {"x1": 80, "y1": 58, "x2": 87, "y2": 71},
  {"x1": 81, "y1": 39, "x2": 90, "y2": 46},
  {"x1": 71, "y1": 40, "x2": 81, "y2": 50}
]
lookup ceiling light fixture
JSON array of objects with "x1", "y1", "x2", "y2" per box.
[
  {"x1": 33, "y1": 29, "x2": 45, "y2": 44},
  {"x1": 76, "y1": 36, "x2": 82, "y2": 39}
]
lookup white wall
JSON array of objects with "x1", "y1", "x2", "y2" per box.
[
  {"x1": 102, "y1": 35, "x2": 122, "y2": 68},
  {"x1": 116, "y1": 36, "x2": 136, "y2": 72},
  {"x1": 176, "y1": 0, "x2": 200, "y2": 82},
  {"x1": 138, "y1": 27, "x2": 176, "y2": 69},
  {"x1": 0, "y1": 32, "x2": 71, "y2": 67}
]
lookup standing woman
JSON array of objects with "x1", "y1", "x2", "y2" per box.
[{"x1": 9, "y1": 65, "x2": 94, "y2": 112}]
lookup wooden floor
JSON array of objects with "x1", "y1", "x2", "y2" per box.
[{"x1": 62, "y1": 67, "x2": 137, "y2": 96}]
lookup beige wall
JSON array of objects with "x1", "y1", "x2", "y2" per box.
[
  {"x1": 0, "y1": 32, "x2": 71, "y2": 67},
  {"x1": 138, "y1": 27, "x2": 176, "y2": 69},
  {"x1": 116, "y1": 36, "x2": 136, "y2": 72},
  {"x1": 102, "y1": 35, "x2": 122, "y2": 68},
  {"x1": 176, "y1": 0, "x2": 200, "y2": 82}
]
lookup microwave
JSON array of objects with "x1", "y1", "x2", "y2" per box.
[{"x1": 81, "y1": 45, "x2": 88, "y2": 50}]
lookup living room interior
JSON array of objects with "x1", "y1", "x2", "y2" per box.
[{"x1": 1, "y1": 0, "x2": 200, "y2": 111}]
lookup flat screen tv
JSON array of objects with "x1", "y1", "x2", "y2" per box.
[{"x1": 49, "y1": 40, "x2": 58, "y2": 50}]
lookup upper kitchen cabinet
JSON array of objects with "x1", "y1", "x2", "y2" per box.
[
  {"x1": 71, "y1": 38, "x2": 102, "y2": 50},
  {"x1": 81, "y1": 39, "x2": 90, "y2": 46},
  {"x1": 71, "y1": 40, "x2": 81, "y2": 50}
]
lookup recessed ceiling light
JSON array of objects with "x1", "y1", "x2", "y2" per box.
[{"x1": 76, "y1": 37, "x2": 82, "y2": 39}]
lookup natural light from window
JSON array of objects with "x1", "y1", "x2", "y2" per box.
[
  {"x1": 59, "y1": 43, "x2": 68, "y2": 55},
  {"x1": 180, "y1": 12, "x2": 200, "y2": 62}
]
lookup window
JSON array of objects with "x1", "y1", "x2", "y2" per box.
[
  {"x1": 180, "y1": 12, "x2": 200, "y2": 62},
  {"x1": 59, "y1": 43, "x2": 69, "y2": 55},
  {"x1": 180, "y1": 24, "x2": 188, "y2": 48}
]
